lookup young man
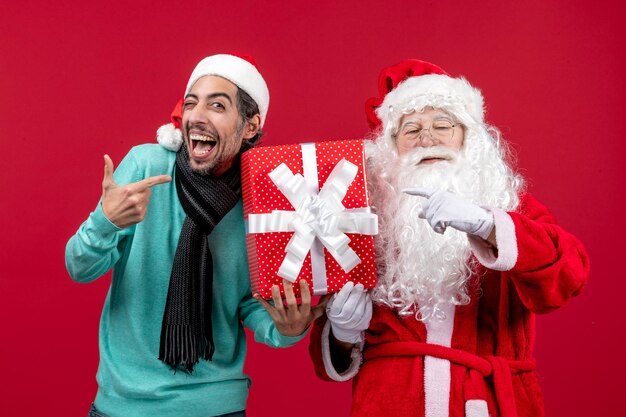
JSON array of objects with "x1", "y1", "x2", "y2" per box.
[
  {"x1": 67, "y1": 54, "x2": 324, "y2": 417},
  {"x1": 309, "y1": 59, "x2": 590, "y2": 417}
]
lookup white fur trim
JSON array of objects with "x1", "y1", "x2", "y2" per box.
[
  {"x1": 424, "y1": 356, "x2": 452, "y2": 417},
  {"x1": 376, "y1": 74, "x2": 484, "y2": 134},
  {"x1": 186, "y1": 54, "x2": 269, "y2": 127},
  {"x1": 465, "y1": 399, "x2": 489, "y2": 417},
  {"x1": 156, "y1": 123, "x2": 183, "y2": 151},
  {"x1": 469, "y1": 207, "x2": 518, "y2": 271},
  {"x1": 424, "y1": 303, "x2": 455, "y2": 417},
  {"x1": 320, "y1": 319, "x2": 363, "y2": 381}
]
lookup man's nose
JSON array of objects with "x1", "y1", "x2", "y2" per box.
[{"x1": 187, "y1": 104, "x2": 208, "y2": 125}]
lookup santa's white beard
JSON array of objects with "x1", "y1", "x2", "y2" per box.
[{"x1": 367, "y1": 143, "x2": 517, "y2": 322}]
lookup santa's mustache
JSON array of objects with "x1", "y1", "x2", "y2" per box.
[{"x1": 401, "y1": 146, "x2": 459, "y2": 167}]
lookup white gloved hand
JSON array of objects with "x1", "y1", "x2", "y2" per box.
[
  {"x1": 326, "y1": 282, "x2": 372, "y2": 344},
  {"x1": 402, "y1": 188, "x2": 494, "y2": 240}
]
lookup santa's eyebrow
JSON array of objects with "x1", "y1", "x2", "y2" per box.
[
  {"x1": 400, "y1": 120, "x2": 423, "y2": 129},
  {"x1": 431, "y1": 114, "x2": 455, "y2": 122},
  {"x1": 401, "y1": 115, "x2": 455, "y2": 128}
]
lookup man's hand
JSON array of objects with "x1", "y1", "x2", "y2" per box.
[
  {"x1": 402, "y1": 188, "x2": 494, "y2": 241},
  {"x1": 101, "y1": 155, "x2": 172, "y2": 228},
  {"x1": 254, "y1": 279, "x2": 330, "y2": 337},
  {"x1": 327, "y1": 282, "x2": 372, "y2": 344}
]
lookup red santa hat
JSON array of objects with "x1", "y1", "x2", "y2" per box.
[
  {"x1": 157, "y1": 53, "x2": 269, "y2": 151},
  {"x1": 365, "y1": 59, "x2": 485, "y2": 135}
]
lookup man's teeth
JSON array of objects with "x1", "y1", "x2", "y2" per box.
[{"x1": 190, "y1": 133, "x2": 216, "y2": 142}]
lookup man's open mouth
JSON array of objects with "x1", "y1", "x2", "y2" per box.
[{"x1": 189, "y1": 133, "x2": 217, "y2": 158}]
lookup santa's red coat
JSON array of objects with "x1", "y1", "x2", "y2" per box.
[{"x1": 309, "y1": 194, "x2": 589, "y2": 417}]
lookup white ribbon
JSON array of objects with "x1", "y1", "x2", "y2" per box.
[{"x1": 247, "y1": 144, "x2": 378, "y2": 293}]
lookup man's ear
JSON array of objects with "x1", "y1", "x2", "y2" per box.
[{"x1": 242, "y1": 114, "x2": 261, "y2": 140}]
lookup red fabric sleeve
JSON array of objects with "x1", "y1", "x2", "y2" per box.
[
  {"x1": 507, "y1": 194, "x2": 590, "y2": 314},
  {"x1": 308, "y1": 315, "x2": 336, "y2": 381}
]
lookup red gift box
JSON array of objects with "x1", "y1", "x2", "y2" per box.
[{"x1": 241, "y1": 139, "x2": 378, "y2": 299}]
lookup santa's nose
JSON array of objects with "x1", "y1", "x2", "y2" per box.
[{"x1": 417, "y1": 131, "x2": 438, "y2": 147}]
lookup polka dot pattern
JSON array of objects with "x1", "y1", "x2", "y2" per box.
[{"x1": 241, "y1": 139, "x2": 377, "y2": 299}]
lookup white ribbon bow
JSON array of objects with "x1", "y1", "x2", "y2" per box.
[{"x1": 248, "y1": 158, "x2": 378, "y2": 285}]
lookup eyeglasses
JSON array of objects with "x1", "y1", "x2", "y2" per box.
[{"x1": 396, "y1": 120, "x2": 458, "y2": 143}]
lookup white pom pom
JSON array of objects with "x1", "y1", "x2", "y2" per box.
[{"x1": 156, "y1": 123, "x2": 183, "y2": 151}]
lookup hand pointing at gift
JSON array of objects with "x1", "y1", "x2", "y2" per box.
[
  {"x1": 402, "y1": 188, "x2": 496, "y2": 245},
  {"x1": 101, "y1": 155, "x2": 172, "y2": 228}
]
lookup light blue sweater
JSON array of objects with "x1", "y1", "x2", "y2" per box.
[{"x1": 66, "y1": 144, "x2": 303, "y2": 417}]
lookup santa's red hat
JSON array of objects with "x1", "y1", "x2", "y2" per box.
[
  {"x1": 365, "y1": 59, "x2": 485, "y2": 134},
  {"x1": 157, "y1": 53, "x2": 269, "y2": 151}
]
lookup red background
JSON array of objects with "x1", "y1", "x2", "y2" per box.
[{"x1": 1, "y1": 1, "x2": 624, "y2": 415}]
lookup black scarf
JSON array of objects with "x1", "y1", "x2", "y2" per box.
[{"x1": 159, "y1": 145, "x2": 242, "y2": 372}]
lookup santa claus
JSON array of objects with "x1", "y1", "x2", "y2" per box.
[{"x1": 309, "y1": 59, "x2": 590, "y2": 417}]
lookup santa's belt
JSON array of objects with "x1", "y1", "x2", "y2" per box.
[{"x1": 364, "y1": 342, "x2": 536, "y2": 417}]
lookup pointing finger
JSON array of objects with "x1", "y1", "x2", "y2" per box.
[
  {"x1": 401, "y1": 187, "x2": 434, "y2": 198},
  {"x1": 132, "y1": 174, "x2": 172, "y2": 190}
]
